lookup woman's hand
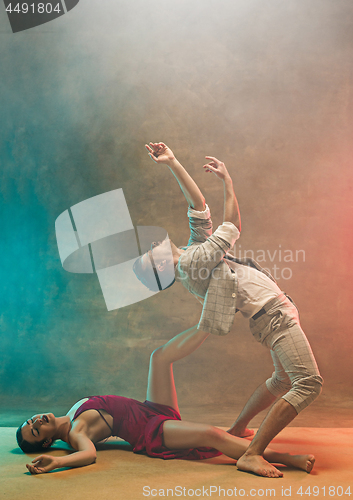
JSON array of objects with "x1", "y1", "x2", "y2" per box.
[
  {"x1": 203, "y1": 156, "x2": 231, "y2": 181},
  {"x1": 26, "y1": 454, "x2": 60, "y2": 474},
  {"x1": 145, "y1": 142, "x2": 175, "y2": 165}
]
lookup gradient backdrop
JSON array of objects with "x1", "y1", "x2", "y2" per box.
[{"x1": 1, "y1": 0, "x2": 352, "y2": 418}]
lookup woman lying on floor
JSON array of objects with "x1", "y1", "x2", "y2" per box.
[{"x1": 16, "y1": 326, "x2": 315, "y2": 478}]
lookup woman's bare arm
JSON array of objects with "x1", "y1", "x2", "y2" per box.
[{"x1": 26, "y1": 433, "x2": 96, "y2": 474}]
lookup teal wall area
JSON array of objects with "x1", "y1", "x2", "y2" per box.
[{"x1": 1, "y1": 0, "x2": 353, "y2": 416}]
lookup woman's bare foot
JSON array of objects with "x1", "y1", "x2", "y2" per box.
[
  {"x1": 227, "y1": 426, "x2": 255, "y2": 438},
  {"x1": 237, "y1": 454, "x2": 283, "y2": 478},
  {"x1": 288, "y1": 454, "x2": 315, "y2": 473}
]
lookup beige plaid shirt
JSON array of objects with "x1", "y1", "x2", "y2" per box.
[{"x1": 175, "y1": 205, "x2": 240, "y2": 336}]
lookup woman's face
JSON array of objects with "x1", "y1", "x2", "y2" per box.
[{"x1": 20, "y1": 413, "x2": 56, "y2": 446}]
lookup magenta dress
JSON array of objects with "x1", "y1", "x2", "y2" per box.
[{"x1": 73, "y1": 395, "x2": 222, "y2": 460}]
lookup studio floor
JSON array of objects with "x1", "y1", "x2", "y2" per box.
[{"x1": 2, "y1": 403, "x2": 353, "y2": 500}]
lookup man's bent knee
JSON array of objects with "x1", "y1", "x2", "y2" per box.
[
  {"x1": 266, "y1": 376, "x2": 292, "y2": 398},
  {"x1": 283, "y1": 374, "x2": 323, "y2": 413}
]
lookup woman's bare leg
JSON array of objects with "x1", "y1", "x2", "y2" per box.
[
  {"x1": 146, "y1": 326, "x2": 209, "y2": 412},
  {"x1": 264, "y1": 449, "x2": 315, "y2": 474},
  {"x1": 163, "y1": 420, "x2": 315, "y2": 477}
]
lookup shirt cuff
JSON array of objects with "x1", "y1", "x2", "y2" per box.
[
  {"x1": 187, "y1": 204, "x2": 210, "y2": 220},
  {"x1": 213, "y1": 222, "x2": 240, "y2": 248}
]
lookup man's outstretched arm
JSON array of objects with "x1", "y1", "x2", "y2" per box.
[
  {"x1": 146, "y1": 142, "x2": 205, "y2": 211},
  {"x1": 203, "y1": 156, "x2": 241, "y2": 232}
]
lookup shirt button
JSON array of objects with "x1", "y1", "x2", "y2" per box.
[{"x1": 232, "y1": 293, "x2": 236, "y2": 298}]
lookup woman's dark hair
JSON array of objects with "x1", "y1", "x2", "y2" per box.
[{"x1": 16, "y1": 425, "x2": 48, "y2": 453}]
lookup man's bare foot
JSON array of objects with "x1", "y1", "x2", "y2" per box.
[
  {"x1": 237, "y1": 454, "x2": 283, "y2": 478},
  {"x1": 227, "y1": 426, "x2": 255, "y2": 438},
  {"x1": 288, "y1": 454, "x2": 315, "y2": 473}
]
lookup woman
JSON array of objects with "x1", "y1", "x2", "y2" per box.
[{"x1": 17, "y1": 326, "x2": 315, "y2": 478}]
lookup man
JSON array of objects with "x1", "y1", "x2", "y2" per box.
[{"x1": 134, "y1": 142, "x2": 322, "y2": 478}]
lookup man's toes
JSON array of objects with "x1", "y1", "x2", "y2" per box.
[
  {"x1": 242, "y1": 429, "x2": 255, "y2": 438},
  {"x1": 269, "y1": 467, "x2": 282, "y2": 478},
  {"x1": 306, "y1": 456, "x2": 315, "y2": 473},
  {"x1": 275, "y1": 467, "x2": 283, "y2": 477}
]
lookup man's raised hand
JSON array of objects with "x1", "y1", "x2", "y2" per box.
[
  {"x1": 203, "y1": 156, "x2": 230, "y2": 181},
  {"x1": 145, "y1": 142, "x2": 175, "y2": 165}
]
